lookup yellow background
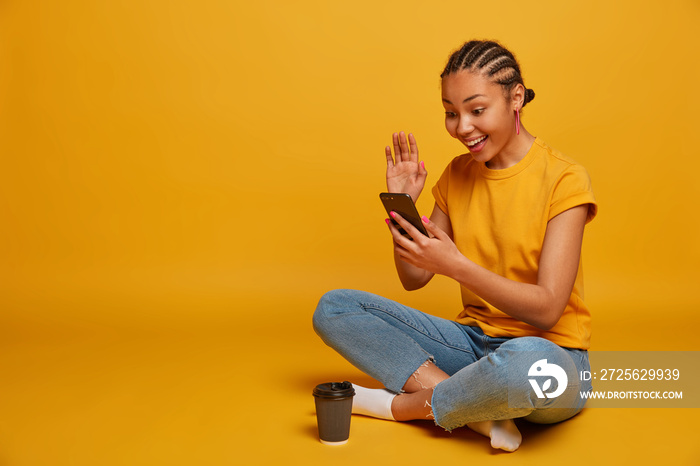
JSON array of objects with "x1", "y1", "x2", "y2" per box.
[{"x1": 1, "y1": 0, "x2": 699, "y2": 464}]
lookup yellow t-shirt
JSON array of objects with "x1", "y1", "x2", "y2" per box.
[{"x1": 432, "y1": 137, "x2": 597, "y2": 349}]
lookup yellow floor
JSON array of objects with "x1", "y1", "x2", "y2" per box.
[{"x1": 1, "y1": 273, "x2": 699, "y2": 466}]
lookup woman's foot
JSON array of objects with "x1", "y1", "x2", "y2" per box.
[
  {"x1": 466, "y1": 419, "x2": 522, "y2": 452},
  {"x1": 351, "y1": 384, "x2": 396, "y2": 420},
  {"x1": 352, "y1": 384, "x2": 521, "y2": 452}
]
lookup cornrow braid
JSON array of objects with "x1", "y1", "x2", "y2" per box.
[
  {"x1": 462, "y1": 41, "x2": 493, "y2": 68},
  {"x1": 441, "y1": 40, "x2": 536, "y2": 108}
]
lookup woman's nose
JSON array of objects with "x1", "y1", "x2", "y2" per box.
[{"x1": 457, "y1": 116, "x2": 474, "y2": 136}]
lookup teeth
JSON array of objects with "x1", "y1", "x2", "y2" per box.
[{"x1": 467, "y1": 136, "x2": 486, "y2": 147}]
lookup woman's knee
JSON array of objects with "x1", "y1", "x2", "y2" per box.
[
  {"x1": 498, "y1": 337, "x2": 577, "y2": 374},
  {"x1": 496, "y1": 337, "x2": 583, "y2": 409},
  {"x1": 312, "y1": 289, "x2": 361, "y2": 336}
]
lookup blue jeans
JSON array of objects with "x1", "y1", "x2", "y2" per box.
[{"x1": 312, "y1": 289, "x2": 592, "y2": 431}]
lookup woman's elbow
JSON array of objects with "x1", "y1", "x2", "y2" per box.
[
  {"x1": 400, "y1": 278, "x2": 426, "y2": 291},
  {"x1": 404, "y1": 283, "x2": 423, "y2": 291},
  {"x1": 398, "y1": 271, "x2": 433, "y2": 291},
  {"x1": 533, "y1": 303, "x2": 566, "y2": 331}
]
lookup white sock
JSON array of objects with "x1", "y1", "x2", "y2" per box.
[
  {"x1": 467, "y1": 419, "x2": 522, "y2": 452},
  {"x1": 351, "y1": 384, "x2": 396, "y2": 420}
]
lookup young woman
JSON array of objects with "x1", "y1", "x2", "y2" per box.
[{"x1": 313, "y1": 40, "x2": 596, "y2": 452}]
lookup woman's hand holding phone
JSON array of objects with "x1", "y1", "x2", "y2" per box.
[
  {"x1": 385, "y1": 211, "x2": 463, "y2": 278},
  {"x1": 385, "y1": 131, "x2": 427, "y2": 202}
]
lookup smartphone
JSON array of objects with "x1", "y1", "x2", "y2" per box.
[{"x1": 379, "y1": 192, "x2": 429, "y2": 240}]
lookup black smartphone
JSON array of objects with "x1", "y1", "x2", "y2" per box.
[{"x1": 379, "y1": 192, "x2": 429, "y2": 240}]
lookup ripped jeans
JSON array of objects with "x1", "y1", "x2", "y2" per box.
[{"x1": 312, "y1": 289, "x2": 592, "y2": 431}]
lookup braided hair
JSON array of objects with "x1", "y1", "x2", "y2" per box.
[{"x1": 441, "y1": 40, "x2": 536, "y2": 108}]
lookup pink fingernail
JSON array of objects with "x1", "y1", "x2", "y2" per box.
[
  {"x1": 385, "y1": 218, "x2": 391, "y2": 225},
  {"x1": 422, "y1": 216, "x2": 429, "y2": 223},
  {"x1": 421, "y1": 161, "x2": 425, "y2": 169},
  {"x1": 390, "y1": 211, "x2": 396, "y2": 218}
]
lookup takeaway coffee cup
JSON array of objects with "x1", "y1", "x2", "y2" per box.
[{"x1": 313, "y1": 381, "x2": 355, "y2": 445}]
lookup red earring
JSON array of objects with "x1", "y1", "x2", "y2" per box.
[{"x1": 515, "y1": 109, "x2": 521, "y2": 135}]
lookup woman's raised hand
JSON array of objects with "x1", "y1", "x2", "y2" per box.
[{"x1": 385, "y1": 131, "x2": 427, "y2": 202}]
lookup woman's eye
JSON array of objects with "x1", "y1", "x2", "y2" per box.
[
  {"x1": 472, "y1": 108, "x2": 485, "y2": 115},
  {"x1": 445, "y1": 112, "x2": 457, "y2": 118}
]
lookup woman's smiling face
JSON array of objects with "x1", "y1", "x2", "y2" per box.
[{"x1": 442, "y1": 70, "x2": 520, "y2": 168}]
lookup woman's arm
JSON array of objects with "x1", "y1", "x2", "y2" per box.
[
  {"x1": 393, "y1": 203, "x2": 453, "y2": 290},
  {"x1": 387, "y1": 204, "x2": 589, "y2": 330}
]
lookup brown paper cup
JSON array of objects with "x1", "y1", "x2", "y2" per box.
[{"x1": 313, "y1": 381, "x2": 355, "y2": 445}]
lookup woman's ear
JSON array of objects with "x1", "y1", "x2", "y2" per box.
[{"x1": 511, "y1": 83, "x2": 525, "y2": 110}]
